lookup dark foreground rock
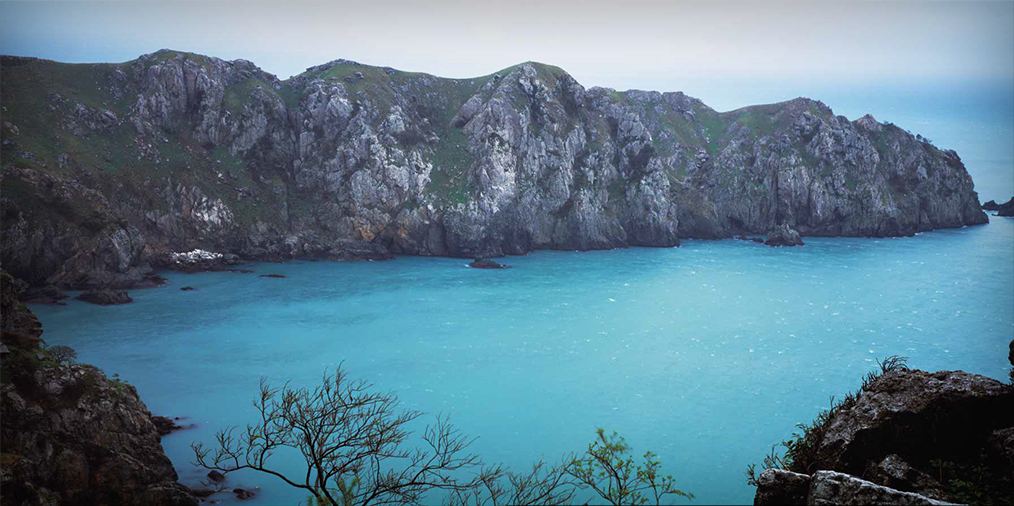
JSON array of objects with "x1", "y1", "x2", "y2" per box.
[
  {"x1": 0, "y1": 271, "x2": 198, "y2": 506},
  {"x1": 765, "y1": 223, "x2": 804, "y2": 247},
  {"x1": 74, "y1": 289, "x2": 133, "y2": 305},
  {"x1": 754, "y1": 364, "x2": 1014, "y2": 504},
  {"x1": 815, "y1": 369, "x2": 1013, "y2": 474},
  {"x1": 468, "y1": 258, "x2": 512, "y2": 269}
]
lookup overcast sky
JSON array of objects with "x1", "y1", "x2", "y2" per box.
[{"x1": 1, "y1": 0, "x2": 1012, "y2": 112}]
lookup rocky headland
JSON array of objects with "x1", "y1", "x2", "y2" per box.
[
  {"x1": 982, "y1": 197, "x2": 1014, "y2": 217},
  {"x1": 753, "y1": 353, "x2": 1014, "y2": 505},
  {"x1": 0, "y1": 271, "x2": 198, "y2": 505},
  {"x1": 0, "y1": 50, "x2": 989, "y2": 290}
]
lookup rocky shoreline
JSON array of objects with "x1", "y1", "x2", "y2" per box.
[
  {"x1": 1, "y1": 51, "x2": 989, "y2": 291},
  {"x1": 0, "y1": 271, "x2": 198, "y2": 505}
]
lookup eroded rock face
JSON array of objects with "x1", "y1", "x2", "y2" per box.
[
  {"x1": 0, "y1": 52, "x2": 990, "y2": 288},
  {"x1": 0, "y1": 272, "x2": 197, "y2": 505}
]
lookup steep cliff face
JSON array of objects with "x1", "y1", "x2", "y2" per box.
[
  {"x1": 0, "y1": 50, "x2": 988, "y2": 287},
  {"x1": 0, "y1": 271, "x2": 197, "y2": 505}
]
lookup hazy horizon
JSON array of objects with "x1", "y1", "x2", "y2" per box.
[{"x1": 2, "y1": 1, "x2": 1012, "y2": 98}]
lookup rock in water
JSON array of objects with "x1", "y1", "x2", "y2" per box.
[
  {"x1": 468, "y1": 258, "x2": 512, "y2": 269},
  {"x1": 259, "y1": 273, "x2": 286, "y2": 278},
  {"x1": 765, "y1": 223, "x2": 804, "y2": 247},
  {"x1": 74, "y1": 289, "x2": 133, "y2": 305},
  {"x1": 180, "y1": 286, "x2": 196, "y2": 291},
  {"x1": 982, "y1": 200, "x2": 1000, "y2": 210},
  {"x1": 151, "y1": 415, "x2": 190, "y2": 436}
]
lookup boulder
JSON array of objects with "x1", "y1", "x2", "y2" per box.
[
  {"x1": 808, "y1": 471, "x2": 955, "y2": 505},
  {"x1": 207, "y1": 470, "x2": 225, "y2": 483},
  {"x1": 765, "y1": 223, "x2": 804, "y2": 247},
  {"x1": 754, "y1": 469, "x2": 810, "y2": 505},
  {"x1": 75, "y1": 290, "x2": 133, "y2": 305},
  {"x1": 468, "y1": 258, "x2": 512, "y2": 269}
]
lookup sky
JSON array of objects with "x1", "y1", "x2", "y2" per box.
[
  {"x1": 2, "y1": 0, "x2": 1013, "y2": 197},
  {"x1": 1, "y1": 1, "x2": 1012, "y2": 96}
]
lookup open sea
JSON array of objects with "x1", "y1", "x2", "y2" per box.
[{"x1": 26, "y1": 83, "x2": 1014, "y2": 505}]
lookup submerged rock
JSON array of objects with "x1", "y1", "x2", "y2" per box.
[
  {"x1": 468, "y1": 258, "x2": 512, "y2": 269},
  {"x1": 259, "y1": 273, "x2": 286, "y2": 278},
  {"x1": 765, "y1": 223, "x2": 804, "y2": 247},
  {"x1": 180, "y1": 286, "x2": 196, "y2": 291},
  {"x1": 233, "y1": 488, "x2": 257, "y2": 500},
  {"x1": 74, "y1": 289, "x2": 133, "y2": 305}
]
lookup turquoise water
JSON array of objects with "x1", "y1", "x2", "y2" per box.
[{"x1": 31, "y1": 218, "x2": 1014, "y2": 505}]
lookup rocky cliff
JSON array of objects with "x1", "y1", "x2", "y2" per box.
[
  {"x1": 1, "y1": 50, "x2": 988, "y2": 288},
  {"x1": 0, "y1": 271, "x2": 198, "y2": 505},
  {"x1": 753, "y1": 359, "x2": 1014, "y2": 505}
]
